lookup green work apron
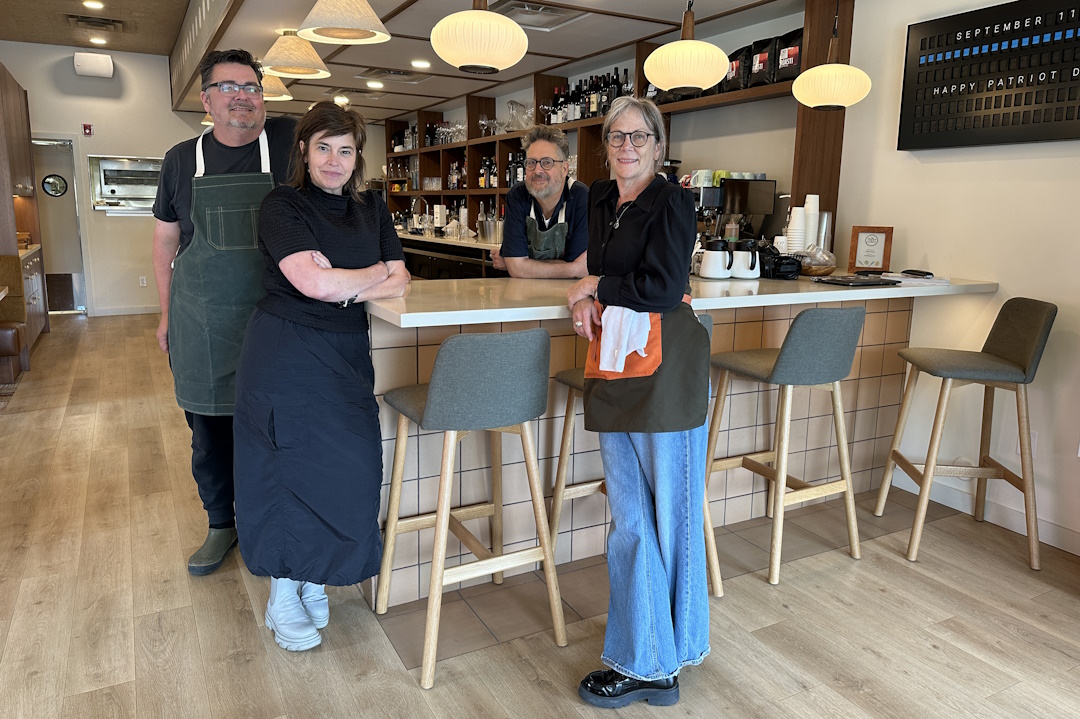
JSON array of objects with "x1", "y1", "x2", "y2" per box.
[
  {"x1": 168, "y1": 128, "x2": 274, "y2": 415},
  {"x1": 525, "y1": 179, "x2": 576, "y2": 260}
]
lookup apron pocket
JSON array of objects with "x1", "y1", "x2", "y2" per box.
[{"x1": 204, "y1": 206, "x2": 259, "y2": 250}]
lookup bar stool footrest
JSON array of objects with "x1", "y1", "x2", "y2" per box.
[
  {"x1": 562, "y1": 479, "x2": 605, "y2": 500},
  {"x1": 394, "y1": 501, "x2": 495, "y2": 535},
  {"x1": 443, "y1": 546, "x2": 546, "y2": 584},
  {"x1": 782, "y1": 479, "x2": 848, "y2": 505}
]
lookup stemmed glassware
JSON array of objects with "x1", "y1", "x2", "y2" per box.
[{"x1": 478, "y1": 115, "x2": 492, "y2": 137}]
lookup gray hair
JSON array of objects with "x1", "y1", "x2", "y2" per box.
[
  {"x1": 601, "y1": 96, "x2": 667, "y2": 174},
  {"x1": 521, "y1": 124, "x2": 570, "y2": 160}
]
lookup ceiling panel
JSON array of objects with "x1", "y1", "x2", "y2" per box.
[
  {"x1": 514, "y1": 15, "x2": 669, "y2": 58},
  {"x1": 331, "y1": 35, "x2": 553, "y2": 81},
  {"x1": 319, "y1": 64, "x2": 492, "y2": 96},
  {"x1": 0, "y1": 0, "x2": 189, "y2": 55},
  {"x1": 285, "y1": 83, "x2": 433, "y2": 111}
]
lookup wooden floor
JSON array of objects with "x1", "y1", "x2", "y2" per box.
[{"x1": 3, "y1": 314, "x2": 1080, "y2": 718}]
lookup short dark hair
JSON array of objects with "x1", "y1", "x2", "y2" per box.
[
  {"x1": 522, "y1": 125, "x2": 570, "y2": 160},
  {"x1": 198, "y1": 49, "x2": 262, "y2": 90},
  {"x1": 288, "y1": 101, "x2": 369, "y2": 203}
]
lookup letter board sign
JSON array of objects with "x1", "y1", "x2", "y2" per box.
[{"x1": 898, "y1": 0, "x2": 1080, "y2": 150}]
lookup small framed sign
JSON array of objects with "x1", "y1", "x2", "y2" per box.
[{"x1": 849, "y1": 226, "x2": 893, "y2": 273}]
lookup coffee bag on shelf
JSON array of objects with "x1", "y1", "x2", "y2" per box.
[
  {"x1": 749, "y1": 37, "x2": 778, "y2": 87},
  {"x1": 773, "y1": 28, "x2": 804, "y2": 83},
  {"x1": 722, "y1": 45, "x2": 751, "y2": 92}
]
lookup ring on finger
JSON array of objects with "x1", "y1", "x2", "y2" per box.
[{"x1": 574, "y1": 321, "x2": 583, "y2": 327}]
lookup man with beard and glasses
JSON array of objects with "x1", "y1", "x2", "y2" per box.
[
  {"x1": 152, "y1": 49, "x2": 296, "y2": 576},
  {"x1": 491, "y1": 125, "x2": 588, "y2": 278}
]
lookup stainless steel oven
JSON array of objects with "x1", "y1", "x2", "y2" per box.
[{"x1": 89, "y1": 155, "x2": 162, "y2": 214}]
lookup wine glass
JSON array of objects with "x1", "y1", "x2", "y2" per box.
[
  {"x1": 478, "y1": 115, "x2": 490, "y2": 137},
  {"x1": 538, "y1": 103, "x2": 553, "y2": 124}
]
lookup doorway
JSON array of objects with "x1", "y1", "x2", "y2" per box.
[{"x1": 32, "y1": 139, "x2": 85, "y2": 312}]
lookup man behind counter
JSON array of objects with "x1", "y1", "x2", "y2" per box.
[{"x1": 492, "y1": 125, "x2": 588, "y2": 278}]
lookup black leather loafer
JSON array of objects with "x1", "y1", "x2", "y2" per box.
[{"x1": 578, "y1": 668, "x2": 679, "y2": 708}]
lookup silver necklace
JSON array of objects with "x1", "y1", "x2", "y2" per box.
[{"x1": 611, "y1": 202, "x2": 632, "y2": 229}]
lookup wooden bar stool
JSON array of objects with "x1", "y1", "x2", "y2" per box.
[
  {"x1": 548, "y1": 314, "x2": 724, "y2": 597},
  {"x1": 873, "y1": 297, "x2": 1057, "y2": 569},
  {"x1": 705, "y1": 307, "x2": 866, "y2": 584},
  {"x1": 376, "y1": 328, "x2": 567, "y2": 688}
]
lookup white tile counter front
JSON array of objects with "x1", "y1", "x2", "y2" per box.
[{"x1": 365, "y1": 277, "x2": 998, "y2": 608}]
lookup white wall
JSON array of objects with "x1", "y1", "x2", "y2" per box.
[
  {"x1": 841, "y1": 0, "x2": 1080, "y2": 552},
  {"x1": 0, "y1": 41, "x2": 205, "y2": 316}
]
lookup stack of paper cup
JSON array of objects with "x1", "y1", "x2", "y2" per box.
[
  {"x1": 803, "y1": 194, "x2": 820, "y2": 251},
  {"x1": 787, "y1": 206, "x2": 806, "y2": 252}
]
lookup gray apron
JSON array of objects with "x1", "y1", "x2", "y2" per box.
[
  {"x1": 525, "y1": 179, "x2": 576, "y2": 260},
  {"x1": 168, "y1": 128, "x2": 274, "y2": 415}
]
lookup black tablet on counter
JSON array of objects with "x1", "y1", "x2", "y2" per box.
[{"x1": 812, "y1": 275, "x2": 901, "y2": 287}]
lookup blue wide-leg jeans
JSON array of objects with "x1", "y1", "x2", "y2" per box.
[{"x1": 598, "y1": 424, "x2": 711, "y2": 681}]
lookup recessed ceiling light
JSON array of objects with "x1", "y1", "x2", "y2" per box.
[
  {"x1": 83, "y1": 1, "x2": 105, "y2": 9},
  {"x1": 411, "y1": 60, "x2": 431, "y2": 69},
  {"x1": 366, "y1": 80, "x2": 384, "y2": 89},
  {"x1": 89, "y1": 37, "x2": 107, "y2": 45}
]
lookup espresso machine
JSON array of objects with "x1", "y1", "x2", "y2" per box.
[{"x1": 692, "y1": 179, "x2": 777, "y2": 240}]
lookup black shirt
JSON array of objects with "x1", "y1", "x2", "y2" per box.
[
  {"x1": 589, "y1": 175, "x2": 697, "y2": 313},
  {"x1": 582, "y1": 175, "x2": 708, "y2": 433},
  {"x1": 500, "y1": 180, "x2": 589, "y2": 260},
  {"x1": 255, "y1": 183, "x2": 405, "y2": 333},
  {"x1": 153, "y1": 116, "x2": 297, "y2": 252}
]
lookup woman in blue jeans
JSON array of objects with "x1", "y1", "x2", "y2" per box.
[{"x1": 566, "y1": 96, "x2": 711, "y2": 708}]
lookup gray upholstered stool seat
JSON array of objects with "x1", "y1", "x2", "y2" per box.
[
  {"x1": 897, "y1": 348, "x2": 1025, "y2": 383},
  {"x1": 874, "y1": 297, "x2": 1057, "y2": 569},
  {"x1": 377, "y1": 328, "x2": 567, "y2": 689},
  {"x1": 710, "y1": 348, "x2": 779, "y2": 383},
  {"x1": 548, "y1": 314, "x2": 724, "y2": 597},
  {"x1": 382, "y1": 383, "x2": 429, "y2": 423},
  {"x1": 553, "y1": 367, "x2": 584, "y2": 393},
  {"x1": 706, "y1": 307, "x2": 866, "y2": 585}
]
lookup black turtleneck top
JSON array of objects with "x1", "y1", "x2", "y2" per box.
[{"x1": 256, "y1": 182, "x2": 404, "y2": 333}]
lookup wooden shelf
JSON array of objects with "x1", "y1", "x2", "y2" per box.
[
  {"x1": 656, "y1": 81, "x2": 795, "y2": 116},
  {"x1": 387, "y1": 148, "x2": 417, "y2": 158}
]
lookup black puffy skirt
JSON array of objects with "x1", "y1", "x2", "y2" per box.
[{"x1": 233, "y1": 309, "x2": 383, "y2": 585}]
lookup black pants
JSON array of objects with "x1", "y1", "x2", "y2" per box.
[{"x1": 185, "y1": 411, "x2": 235, "y2": 527}]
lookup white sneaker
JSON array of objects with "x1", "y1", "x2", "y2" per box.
[
  {"x1": 300, "y1": 582, "x2": 329, "y2": 629},
  {"x1": 265, "y1": 577, "x2": 321, "y2": 651}
]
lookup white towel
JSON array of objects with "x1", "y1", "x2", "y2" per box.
[{"x1": 599, "y1": 306, "x2": 652, "y2": 372}]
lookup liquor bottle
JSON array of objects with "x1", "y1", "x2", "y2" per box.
[
  {"x1": 554, "y1": 87, "x2": 564, "y2": 124},
  {"x1": 478, "y1": 201, "x2": 487, "y2": 223},
  {"x1": 612, "y1": 68, "x2": 621, "y2": 100},
  {"x1": 623, "y1": 68, "x2": 633, "y2": 98},
  {"x1": 600, "y1": 74, "x2": 612, "y2": 115},
  {"x1": 505, "y1": 155, "x2": 513, "y2": 187},
  {"x1": 489, "y1": 156, "x2": 498, "y2": 188},
  {"x1": 515, "y1": 151, "x2": 526, "y2": 184},
  {"x1": 577, "y1": 81, "x2": 587, "y2": 120},
  {"x1": 461, "y1": 158, "x2": 467, "y2": 189}
]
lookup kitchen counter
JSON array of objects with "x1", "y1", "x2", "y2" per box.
[
  {"x1": 366, "y1": 276, "x2": 998, "y2": 328},
  {"x1": 397, "y1": 231, "x2": 500, "y2": 251}
]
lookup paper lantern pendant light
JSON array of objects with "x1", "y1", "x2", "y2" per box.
[
  {"x1": 262, "y1": 30, "x2": 331, "y2": 79},
  {"x1": 260, "y1": 74, "x2": 293, "y2": 102},
  {"x1": 297, "y1": 0, "x2": 391, "y2": 45},
  {"x1": 430, "y1": 0, "x2": 528, "y2": 75},
  {"x1": 644, "y1": 1, "x2": 729, "y2": 94},
  {"x1": 791, "y1": 0, "x2": 871, "y2": 110},
  {"x1": 201, "y1": 113, "x2": 214, "y2": 126}
]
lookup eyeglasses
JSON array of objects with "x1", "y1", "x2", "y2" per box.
[
  {"x1": 523, "y1": 157, "x2": 565, "y2": 171},
  {"x1": 205, "y1": 82, "x2": 264, "y2": 96},
  {"x1": 606, "y1": 130, "x2": 655, "y2": 148}
]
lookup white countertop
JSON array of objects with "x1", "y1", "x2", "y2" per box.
[
  {"x1": 366, "y1": 276, "x2": 999, "y2": 328},
  {"x1": 397, "y1": 231, "x2": 500, "y2": 251}
]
